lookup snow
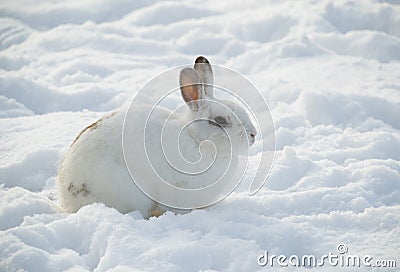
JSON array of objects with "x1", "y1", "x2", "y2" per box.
[{"x1": 1, "y1": 0, "x2": 399, "y2": 271}]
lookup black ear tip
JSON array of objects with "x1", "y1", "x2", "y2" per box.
[{"x1": 195, "y1": 56, "x2": 209, "y2": 64}]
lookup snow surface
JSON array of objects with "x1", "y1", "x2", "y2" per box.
[{"x1": 1, "y1": 0, "x2": 400, "y2": 271}]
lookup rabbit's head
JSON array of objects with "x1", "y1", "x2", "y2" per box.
[{"x1": 179, "y1": 56, "x2": 257, "y2": 155}]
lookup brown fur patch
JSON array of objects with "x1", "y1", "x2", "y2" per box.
[
  {"x1": 149, "y1": 203, "x2": 165, "y2": 218},
  {"x1": 71, "y1": 112, "x2": 117, "y2": 146},
  {"x1": 68, "y1": 183, "x2": 90, "y2": 197}
]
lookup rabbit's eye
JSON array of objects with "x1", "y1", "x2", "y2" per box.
[{"x1": 210, "y1": 116, "x2": 228, "y2": 127}]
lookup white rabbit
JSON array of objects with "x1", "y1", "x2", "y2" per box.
[{"x1": 57, "y1": 56, "x2": 257, "y2": 218}]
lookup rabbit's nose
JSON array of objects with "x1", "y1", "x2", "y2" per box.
[{"x1": 249, "y1": 132, "x2": 256, "y2": 145}]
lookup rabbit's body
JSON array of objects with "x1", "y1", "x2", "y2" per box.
[
  {"x1": 58, "y1": 57, "x2": 256, "y2": 218},
  {"x1": 58, "y1": 109, "x2": 159, "y2": 217}
]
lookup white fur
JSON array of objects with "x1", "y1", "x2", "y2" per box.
[{"x1": 57, "y1": 56, "x2": 256, "y2": 218}]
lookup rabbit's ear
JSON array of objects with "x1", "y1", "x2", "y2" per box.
[
  {"x1": 194, "y1": 56, "x2": 213, "y2": 97},
  {"x1": 179, "y1": 68, "x2": 204, "y2": 111}
]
